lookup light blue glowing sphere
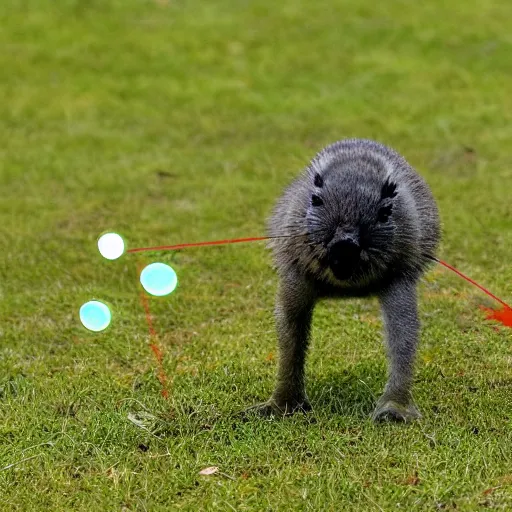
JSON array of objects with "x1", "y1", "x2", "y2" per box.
[
  {"x1": 79, "y1": 301, "x2": 112, "y2": 332},
  {"x1": 140, "y1": 263, "x2": 178, "y2": 296}
]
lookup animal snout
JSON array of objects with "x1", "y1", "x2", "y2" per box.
[
  {"x1": 328, "y1": 239, "x2": 361, "y2": 266},
  {"x1": 327, "y1": 238, "x2": 361, "y2": 280}
]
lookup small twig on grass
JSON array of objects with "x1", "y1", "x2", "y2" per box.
[
  {"x1": 147, "y1": 448, "x2": 172, "y2": 459},
  {"x1": 21, "y1": 441, "x2": 54, "y2": 454},
  {"x1": 117, "y1": 397, "x2": 156, "y2": 413},
  {"x1": 218, "y1": 471, "x2": 236, "y2": 481},
  {"x1": 1, "y1": 453, "x2": 43, "y2": 472},
  {"x1": 126, "y1": 412, "x2": 166, "y2": 444},
  {"x1": 136, "y1": 496, "x2": 149, "y2": 512},
  {"x1": 333, "y1": 447, "x2": 346, "y2": 461},
  {"x1": 361, "y1": 491, "x2": 385, "y2": 512}
]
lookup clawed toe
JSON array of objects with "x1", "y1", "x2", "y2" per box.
[{"x1": 372, "y1": 399, "x2": 421, "y2": 423}]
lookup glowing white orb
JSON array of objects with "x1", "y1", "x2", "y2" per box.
[
  {"x1": 98, "y1": 232, "x2": 125, "y2": 260},
  {"x1": 80, "y1": 301, "x2": 112, "y2": 332},
  {"x1": 140, "y1": 263, "x2": 178, "y2": 296}
]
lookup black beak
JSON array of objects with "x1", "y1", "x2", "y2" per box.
[{"x1": 328, "y1": 238, "x2": 361, "y2": 280}]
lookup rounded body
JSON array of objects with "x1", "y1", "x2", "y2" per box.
[
  {"x1": 267, "y1": 139, "x2": 441, "y2": 297},
  {"x1": 248, "y1": 139, "x2": 441, "y2": 421}
]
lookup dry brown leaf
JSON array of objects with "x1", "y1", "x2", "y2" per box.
[
  {"x1": 199, "y1": 466, "x2": 219, "y2": 476},
  {"x1": 403, "y1": 473, "x2": 420, "y2": 486},
  {"x1": 482, "y1": 486, "x2": 501, "y2": 496}
]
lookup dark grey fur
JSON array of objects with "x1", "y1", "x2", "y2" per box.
[{"x1": 250, "y1": 138, "x2": 441, "y2": 422}]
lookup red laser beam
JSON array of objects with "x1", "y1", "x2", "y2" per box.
[
  {"x1": 436, "y1": 259, "x2": 512, "y2": 329},
  {"x1": 137, "y1": 264, "x2": 170, "y2": 399},
  {"x1": 127, "y1": 236, "x2": 269, "y2": 254},
  {"x1": 130, "y1": 235, "x2": 511, "y2": 329},
  {"x1": 139, "y1": 290, "x2": 157, "y2": 337},
  {"x1": 479, "y1": 305, "x2": 512, "y2": 328},
  {"x1": 437, "y1": 259, "x2": 511, "y2": 310}
]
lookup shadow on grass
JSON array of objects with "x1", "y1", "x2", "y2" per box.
[
  {"x1": 231, "y1": 361, "x2": 387, "y2": 423},
  {"x1": 308, "y1": 360, "x2": 385, "y2": 419}
]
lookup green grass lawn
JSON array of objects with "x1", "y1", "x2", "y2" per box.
[{"x1": 1, "y1": 0, "x2": 511, "y2": 510}]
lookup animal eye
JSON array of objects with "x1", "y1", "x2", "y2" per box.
[
  {"x1": 314, "y1": 173, "x2": 324, "y2": 187},
  {"x1": 378, "y1": 205, "x2": 392, "y2": 223},
  {"x1": 311, "y1": 194, "x2": 323, "y2": 207}
]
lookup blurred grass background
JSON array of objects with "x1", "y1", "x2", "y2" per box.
[{"x1": 0, "y1": 0, "x2": 511, "y2": 510}]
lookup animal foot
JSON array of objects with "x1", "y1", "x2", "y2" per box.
[{"x1": 371, "y1": 398, "x2": 421, "y2": 423}]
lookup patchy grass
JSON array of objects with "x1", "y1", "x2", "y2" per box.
[{"x1": 1, "y1": 0, "x2": 511, "y2": 510}]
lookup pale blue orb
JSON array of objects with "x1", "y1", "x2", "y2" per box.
[
  {"x1": 140, "y1": 263, "x2": 178, "y2": 296},
  {"x1": 79, "y1": 301, "x2": 112, "y2": 332}
]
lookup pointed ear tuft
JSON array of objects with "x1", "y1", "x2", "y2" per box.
[{"x1": 381, "y1": 178, "x2": 398, "y2": 199}]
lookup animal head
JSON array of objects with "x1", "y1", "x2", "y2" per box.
[{"x1": 304, "y1": 156, "x2": 400, "y2": 283}]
